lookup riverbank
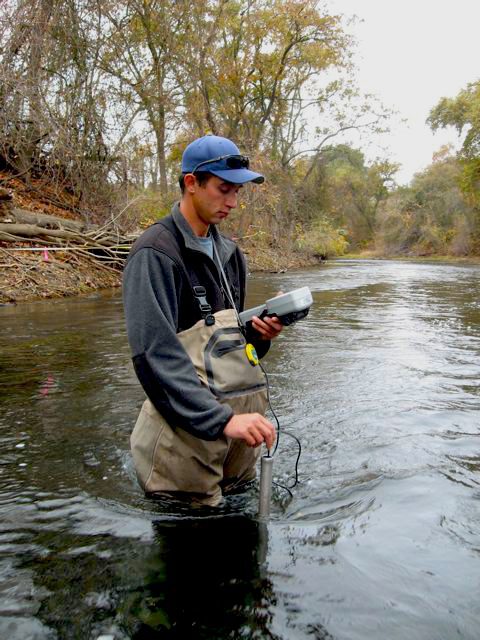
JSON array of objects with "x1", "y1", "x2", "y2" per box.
[
  {"x1": 4, "y1": 243, "x2": 480, "y2": 305},
  {"x1": 0, "y1": 246, "x2": 121, "y2": 304},
  {"x1": 4, "y1": 245, "x2": 480, "y2": 305},
  {"x1": 343, "y1": 251, "x2": 480, "y2": 264},
  {"x1": 0, "y1": 243, "x2": 321, "y2": 304}
]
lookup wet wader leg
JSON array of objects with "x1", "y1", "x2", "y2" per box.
[
  {"x1": 220, "y1": 440, "x2": 260, "y2": 494},
  {"x1": 219, "y1": 390, "x2": 268, "y2": 495},
  {"x1": 131, "y1": 400, "x2": 228, "y2": 505}
]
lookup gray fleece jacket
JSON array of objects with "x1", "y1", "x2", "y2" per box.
[{"x1": 122, "y1": 203, "x2": 269, "y2": 440}]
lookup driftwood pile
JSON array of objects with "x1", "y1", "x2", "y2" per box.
[{"x1": 0, "y1": 187, "x2": 137, "y2": 269}]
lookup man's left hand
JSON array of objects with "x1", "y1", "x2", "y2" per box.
[{"x1": 251, "y1": 314, "x2": 283, "y2": 340}]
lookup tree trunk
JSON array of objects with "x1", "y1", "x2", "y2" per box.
[{"x1": 155, "y1": 104, "x2": 168, "y2": 195}]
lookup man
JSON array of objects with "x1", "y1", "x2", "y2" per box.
[{"x1": 123, "y1": 134, "x2": 282, "y2": 505}]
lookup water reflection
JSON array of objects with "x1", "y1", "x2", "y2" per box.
[
  {"x1": 11, "y1": 509, "x2": 278, "y2": 639},
  {"x1": 121, "y1": 516, "x2": 274, "y2": 638}
]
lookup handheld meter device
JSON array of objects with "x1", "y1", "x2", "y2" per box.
[{"x1": 239, "y1": 286, "x2": 313, "y2": 327}]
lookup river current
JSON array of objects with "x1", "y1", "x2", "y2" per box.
[{"x1": 0, "y1": 259, "x2": 479, "y2": 639}]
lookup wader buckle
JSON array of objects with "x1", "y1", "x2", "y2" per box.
[{"x1": 193, "y1": 286, "x2": 215, "y2": 326}]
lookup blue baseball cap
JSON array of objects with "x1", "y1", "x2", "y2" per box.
[{"x1": 181, "y1": 135, "x2": 264, "y2": 184}]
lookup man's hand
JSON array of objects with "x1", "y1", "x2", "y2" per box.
[
  {"x1": 223, "y1": 413, "x2": 276, "y2": 449},
  {"x1": 251, "y1": 290, "x2": 284, "y2": 340},
  {"x1": 251, "y1": 314, "x2": 283, "y2": 340}
]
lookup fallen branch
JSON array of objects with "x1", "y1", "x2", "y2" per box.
[
  {"x1": 1, "y1": 207, "x2": 86, "y2": 232},
  {"x1": 0, "y1": 222, "x2": 79, "y2": 240}
]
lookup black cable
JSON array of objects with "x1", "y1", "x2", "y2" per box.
[
  {"x1": 259, "y1": 361, "x2": 302, "y2": 493},
  {"x1": 277, "y1": 430, "x2": 302, "y2": 490},
  {"x1": 258, "y1": 362, "x2": 281, "y2": 454},
  {"x1": 273, "y1": 480, "x2": 293, "y2": 498}
]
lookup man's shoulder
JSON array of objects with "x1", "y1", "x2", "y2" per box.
[{"x1": 129, "y1": 216, "x2": 179, "y2": 257}]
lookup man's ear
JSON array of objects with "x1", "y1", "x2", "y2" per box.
[{"x1": 183, "y1": 173, "x2": 196, "y2": 194}]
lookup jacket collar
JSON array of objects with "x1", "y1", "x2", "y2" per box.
[{"x1": 171, "y1": 202, "x2": 236, "y2": 265}]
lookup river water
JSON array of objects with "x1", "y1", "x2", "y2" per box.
[{"x1": 0, "y1": 259, "x2": 479, "y2": 639}]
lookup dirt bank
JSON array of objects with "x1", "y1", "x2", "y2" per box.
[
  {"x1": 0, "y1": 242, "x2": 321, "y2": 305},
  {"x1": 0, "y1": 246, "x2": 122, "y2": 304}
]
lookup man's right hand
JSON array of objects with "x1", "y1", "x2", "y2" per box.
[{"x1": 223, "y1": 413, "x2": 276, "y2": 450}]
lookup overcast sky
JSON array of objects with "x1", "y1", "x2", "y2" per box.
[{"x1": 325, "y1": 0, "x2": 480, "y2": 184}]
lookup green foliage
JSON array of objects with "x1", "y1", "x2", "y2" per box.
[
  {"x1": 428, "y1": 80, "x2": 480, "y2": 208},
  {"x1": 375, "y1": 152, "x2": 477, "y2": 256},
  {"x1": 460, "y1": 157, "x2": 480, "y2": 209},
  {"x1": 299, "y1": 144, "x2": 398, "y2": 249},
  {"x1": 428, "y1": 80, "x2": 480, "y2": 158},
  {"x1": 295, "y1": 218, "x2": 349, "y2": 258}
]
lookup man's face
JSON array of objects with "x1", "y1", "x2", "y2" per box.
[{"x1": 191, "y1": 175, "x2": 242, "y2": 228}]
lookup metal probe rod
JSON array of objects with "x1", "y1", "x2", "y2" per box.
[{"x1": 258, "y1": 454, "x2": 274, "y2": 518}]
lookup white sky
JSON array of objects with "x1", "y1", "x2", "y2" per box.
[{"x1": 326, "y1": 0, "x2": 480, "y2": 184}]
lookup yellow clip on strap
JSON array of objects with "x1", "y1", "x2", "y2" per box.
[{"x1": 245, "y1": 343, "x2": 259, "y2": 366}]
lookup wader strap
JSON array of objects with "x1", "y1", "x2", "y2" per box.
[
  {"x1": 156, "y1": 217, "x2": 223, "y2": 327},
  {"x1": 213, "y1": 242, "x2": 243, "y2": 329},
  {"x1": 193, "y1": 285, "x2": 215, "y2": 326}
]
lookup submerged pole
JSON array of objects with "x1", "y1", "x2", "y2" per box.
[{"x1": 258, "y1": 454, "x2": 274, "y2": 518}]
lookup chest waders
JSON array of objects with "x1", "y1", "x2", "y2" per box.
[{"x1": 130, "y1": 308, "x2": 268, "y2": 506}]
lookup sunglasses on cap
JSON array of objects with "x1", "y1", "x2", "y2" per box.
[{"x1": 191, "y1": 154, "x2": 250, "y2": 173}]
